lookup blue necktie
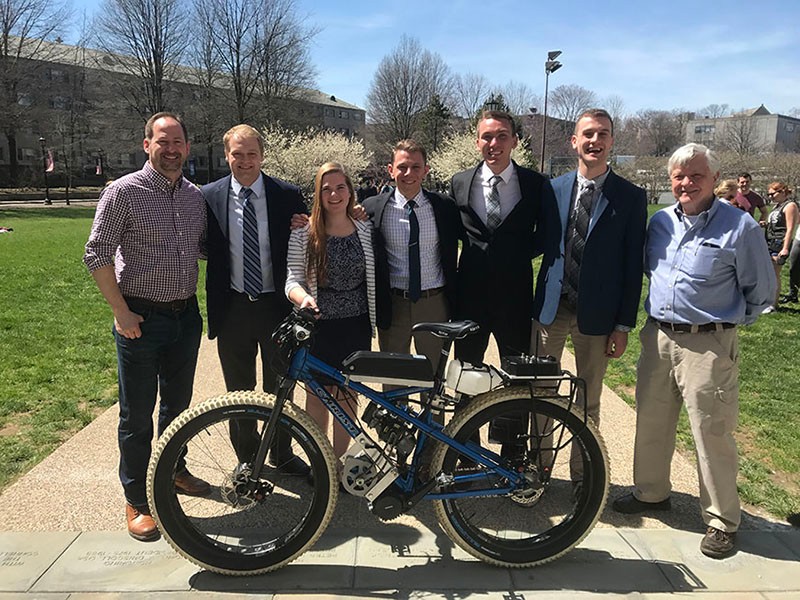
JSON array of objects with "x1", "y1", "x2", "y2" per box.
[
  {"x1": 406, "y1": 200, "x2": 421, "y2": 302},
  {"x1": 241, "y1": 188, "x2": 262, "y2": 299}
]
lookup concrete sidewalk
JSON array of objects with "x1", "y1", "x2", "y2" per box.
[{"x1": 1, "y1": 336, "x2": 797, "y2": 598}]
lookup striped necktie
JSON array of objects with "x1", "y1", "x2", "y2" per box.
[
  {"x1": 563, "y1": 182, "x2": 595, "y2": 307},
  {"x1": 241, "y1": 187, "x2": 262, "y2": 299},
  {"x1": 486, "y1": 175, "x2": 502, "y2": 231}
]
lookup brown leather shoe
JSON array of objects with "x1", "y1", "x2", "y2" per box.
[
  {"x1": 125, "y1": 503, "x2": 159, "y2": 541},
  {"x1": 174, "y1": 471, "x2": 211, "y2": 496}
]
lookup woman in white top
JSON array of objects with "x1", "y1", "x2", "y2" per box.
[{"x1": 285, "y1": 162, "x2": 376, "y2": 458}]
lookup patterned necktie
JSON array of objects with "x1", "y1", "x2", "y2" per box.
[
  {"x1": 241, "y1": 187, "x2": 262, "y2": 299},
  {"x1": 406, "y1": 200, "x2": 421, "y2": 302},
  {"x1": 486, "y1": 175, "x2": 502, "y2": 231},
  {"x1": 564, "y1": 181, "x2": 595, "y2": 307}
]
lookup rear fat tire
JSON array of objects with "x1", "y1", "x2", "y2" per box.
[
  {"x1": 431, "y1": 386, "x2": 609, "y2": 567},
  {"x1": 147, "y1": 390, "x2": 337, "y2": 575}
]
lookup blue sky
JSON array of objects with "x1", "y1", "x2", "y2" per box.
[{"x1": 68, "y1": 0, "x2": 800, "y2": 117}]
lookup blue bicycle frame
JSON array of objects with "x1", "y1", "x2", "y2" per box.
[{"x1": 283, "y1": 345, "x2": 526, "y2": 499}]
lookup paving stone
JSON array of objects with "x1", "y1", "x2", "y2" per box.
[
  {"x1": 30, "y1": 532, "x2": 198, "y2": 593},
  {"x1": 68, "y1": 594, "x2": 273, "y2": 599},
  {"x1": 190, "y1": 530, "x2": 356, "y2": 592},
  {"x1": 0, "y1": 594, "x2": 69, "y2": 600},
  {"x1": 353, "y1": 529, "x2": 511, "y2": 591},
  {"x1": 619, "y1": 529, "x2": 800, "y2": 593},
  {"x1": 641, "y1": 594, "x2": 768, "y2": 599},
  {"x1": 0, "y1": 532, "x2": 78, "y2": 592},
  {"x1": 510, "y1": 529, "x2": 672, "y2": 593}
]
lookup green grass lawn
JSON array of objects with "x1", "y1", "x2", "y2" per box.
[{"x1": 0, "y1": 205, "x2": 798, "y2": 520}]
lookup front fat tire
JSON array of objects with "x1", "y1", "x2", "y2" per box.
[
  {"x1": 146, "y1": 390, "x2": 337, "y2": 575},
  {"x1": 431, "y1": 386, "x2": 609, "y2": 567}
]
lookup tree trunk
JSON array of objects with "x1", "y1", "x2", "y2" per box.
[{"x1": 7, "y1": 132, "x2": 18, "y2": 186}]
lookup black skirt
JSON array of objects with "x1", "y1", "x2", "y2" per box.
[{"x1": 311, "y1": 312, "x2": 371, "y2": 376}]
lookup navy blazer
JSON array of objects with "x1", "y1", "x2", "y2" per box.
[
  {"x1": 363, "y1": 189, "x2": 462, "y2": 330},
  {"x1": 538, "y1": 168, "x2": 647, "y2": 335},
  {"x1": 450, "y1": 161, "x2": 560, "y2": 323},
  {"x1": 203, "y1": 173, "x2": 307, "y2": 339}
]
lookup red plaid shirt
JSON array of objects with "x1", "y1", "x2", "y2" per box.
[{"x1": 84, "y1": 161, "x2": 206, "y2": 302}]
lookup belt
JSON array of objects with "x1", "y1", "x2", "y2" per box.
[
  {"x1": 392, "y1": 287, "x2": 444, "y2": 300},
  {"x1": 232, "y1": 290, "x2": 276, "y2": 302},
  {"x1": 649, "y1": 317, "x2": 736, "y2": 334},
  {"x1": 124, "y1": 295, "x2": 196, "y2": 313}
]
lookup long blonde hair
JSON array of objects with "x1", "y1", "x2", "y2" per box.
[{"x1": 308, "y1": 162, "x2": 357, "y2": 284}]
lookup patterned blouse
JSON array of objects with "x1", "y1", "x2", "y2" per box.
[{"x1": 318, "y1": 231, "x2": 367, "y2": 320}]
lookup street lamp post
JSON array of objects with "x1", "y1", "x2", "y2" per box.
[
  {"x1": 540, "y1": 50, "x2": 563, "y2": 174},
  {"x1": 39, "y1": 136, "x2": 51, "y2": 205}
]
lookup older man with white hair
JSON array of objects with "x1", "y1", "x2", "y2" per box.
[{"x1": 612, "y1": 143, "x2": 775, "y2": 559}]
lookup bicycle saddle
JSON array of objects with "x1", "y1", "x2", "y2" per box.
[{"x1": 411, "y1": 320, "x2": 480, "y2": 340}]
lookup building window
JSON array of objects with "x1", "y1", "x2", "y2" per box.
[
  {"x1": 128, "y1": 153, "x2": 136, "y2": 165},
  {"x1": 17, "y1": 93, "x2": 33, "y2": 107},
  {"x1": 339, "y1": 110, "x2": 349, "y2": 119},
  {"x1": 47, "y1": 69, "x2": 67, "y2": 82},
  {"x1": 786, "y1": 123, "x2": 795, "y2": 132},
  {"x1": 325, "y1": 108, "x2": 334, "y2": 117},
  {"x1": 694, "y1": 125, "x2": 715, "y2": 134},
  {"x1": 16, "y1": 148, "x2": 36, "y2": 161}
]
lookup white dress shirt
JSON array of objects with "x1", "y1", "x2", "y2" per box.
[
  {"x1": 227, "y1": 175, "x2": 276, "y2": 293},
  {"x1": 469, "y1": 162, "x2": 521, "y2": 226}
]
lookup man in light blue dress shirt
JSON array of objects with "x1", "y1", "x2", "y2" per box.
[{"x1": 612, "y1": 143, "x2": 775, "y2": 560}]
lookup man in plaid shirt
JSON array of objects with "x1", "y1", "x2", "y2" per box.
[{"x1": 84, "y1": 112, "x2": 210, "y2": 542}]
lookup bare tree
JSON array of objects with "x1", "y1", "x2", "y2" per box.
[
  {"x1": 187, "y1": 9, "x2": 227, "y2": 183},
  {"x1": 256, "y1": 0, "x2": 318, "y2": 118},
  {"x1": 195, "y1": 0, "x2": 317, "y2": 125},
  {"x1": 92, "y1": 0, "x2": 189, "y2": 117},
  {"x1": 548, "y1": 84, "x2": 597, "y2": 123},
  {"x1": 721, "y1": 117, "x2": 765, "y2": 156},
  {"x1": 630, "y1": 109, "x2": 686, "y2": 156},
  {"x1": 366, "y1": 36, "x2": 454, "y2": 145},
  {"x1": 602, "y1": 94, "x2": 626, "y2": 126},
  {"x1": 698, "y1": 103, "x2": 730, "y2": 118},
  {"x1": 0, "y1": 0, "x2": 71, "y2": 184},
  {"x1": 495, "y1": 80, "x2": 541, "y2": 117},
  {"x1": 453, "y1": 72, "x2": 492, "y2": 119}
]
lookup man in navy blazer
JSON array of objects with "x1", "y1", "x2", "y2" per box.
[
  {"x1": 204, "y1": 124, "x2": 309, "y2": 474},
  {"x1": 450, "y1": 110, "x2": 560, "y2": 364},
  {"x1": 363, "y1": 139, "x2": 462, "y2": 374},
  {"x1": 537, "y1": 108, "x2": 647, "y2": 481}
]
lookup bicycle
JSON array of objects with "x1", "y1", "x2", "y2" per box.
[{"x1": 146, "y1": 307, "x2": 609, "y2": 575}]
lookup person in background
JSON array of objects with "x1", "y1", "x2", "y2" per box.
[
  {"x1": 286, "y1": 162, "x2": 376, "y2": 459},
  {"x1": 762, "y1": 182, "x2": 798, "y2": 313},
  {"x1": 83, "y1": 112, "x2": 210, "y2": 541},
  {"x1": 714, "y1": 179, "x2": 738, "y2": 204},
  {"x1": 612, "y1": 143, "x2": 775, "y2": 560},
  {"x1": 785, "y1": 206, "x2": 800, "y2": 304},
  {"x1": 736, "y1": 172, "x2": 768, "y2": 220}
]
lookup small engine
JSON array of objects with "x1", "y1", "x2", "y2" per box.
[{"x1": 361, "y1": 403, "x2": 417, "y2": 459}]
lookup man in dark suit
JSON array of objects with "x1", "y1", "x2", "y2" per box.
[
  {"x1": 450, "y1": 110, "x2": 560, "y2": 364},
  {"x1": 537, "y1": 108, "x2": 647, "y2": 482},
  {"x1": 204, "y1": 124, "x2": 309, "y2": 474},
  {"x1": 363, "y1": 139, "x2": 461, "y2": 374}
]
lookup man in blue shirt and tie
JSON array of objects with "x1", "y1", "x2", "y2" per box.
[{"x1": 613, "y1": 143, "x2": 775, "y2": 559}]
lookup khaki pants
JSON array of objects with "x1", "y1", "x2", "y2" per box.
[
  {"x1": 378, "y1": 291, "x2": 449, "y2": 372},
  {"x1": 536, "y1": 299, "x2": 610, "y2": 479},
  {"x1": 633, "y1": 320, "x2": 740, "y2": 532}
]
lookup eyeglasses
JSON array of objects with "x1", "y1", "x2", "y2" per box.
[{"x1": 768, "y1": 191, "x2": 782, "y2": 197}]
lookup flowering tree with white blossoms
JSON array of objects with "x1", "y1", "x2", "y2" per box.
[
  {"x1": 261, "y1": 123, "x2": 372, "y2": 198},
  {"x1": 428, "y1": 130, "x2": 536, "y2": 184}
]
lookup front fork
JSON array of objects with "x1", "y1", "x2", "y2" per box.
[{"x1": 246, "y1": 375, "x2": 296, "y2": 490}]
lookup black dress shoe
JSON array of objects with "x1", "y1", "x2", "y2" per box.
[
  {"x1": 612, "y1": 492, "x2": 671, "y2": 514},
  {"x1": 269, "y1": 454, "x2": 310, "y2": 476}
]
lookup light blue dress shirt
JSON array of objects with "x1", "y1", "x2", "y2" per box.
[{"x1": 645, "y1": 199, "x2": 775, "y2": 326}]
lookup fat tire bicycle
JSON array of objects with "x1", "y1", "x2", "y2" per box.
[{"x1": 146, "y1": 308, "x2": 609, "y2": 575}]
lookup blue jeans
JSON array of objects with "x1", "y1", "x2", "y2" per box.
[{"x1": 114, "y1": 298, "x2": 202, "y2": 509}]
